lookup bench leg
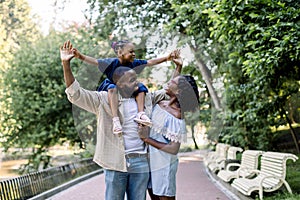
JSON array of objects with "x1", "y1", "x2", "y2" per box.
[
  {"x1": 283, "y1": 180, "x2": 293, "y2": 194},
  {"x1": 259, "y1": 188, "x2": 263, "y2": 200}
]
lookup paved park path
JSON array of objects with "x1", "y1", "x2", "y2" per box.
[{"x1": 47, "y1": 150, "x2": 239, "y2": 200}]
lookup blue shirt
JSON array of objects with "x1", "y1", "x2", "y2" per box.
[{"x1": 97, "y1": 58, "x2": 148, "y2": 92}]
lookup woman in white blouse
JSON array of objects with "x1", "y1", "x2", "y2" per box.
[{"x1": 139, "y1": 55, "x2": 200, "y2": 200}]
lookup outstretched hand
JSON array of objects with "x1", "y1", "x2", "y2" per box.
[
  {"x1": 60, "y1": 40, "x2": 75, "y2": 62},
  {"x1": 167, "y1": 49, "x2": 178, "y2": 61},
  {"x1": 172, "y1": 49, "x2": 182, "y2": 66}
]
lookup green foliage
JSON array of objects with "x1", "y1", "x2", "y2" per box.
[
  {"x1": 0, "y1": 0, "x2": 40, "y2": 71},
  {"x1": 286, "y1": 157, "x2": 300, "y2": 194},
  {"x1": 84, "y1": 0, "x2": 300, "y2": 151},
  {"x1": 86, "y1": 0, "x2": 212, "y2": 118},
  {"x1": 199, "y1": 0, "x2": 300, "y2": 149},
  {"x1": 0, "y1": 0, "x2": 41, "y2": 152},
  {"x1": 1, "y1": 32, "x2": 77, "y2": 171},
  {"x1": 0, "y1": 25, "x2": 108, "y2": 172},
  {"x1": 2, "y1": 0, "x2": 300, "y2": 173}
]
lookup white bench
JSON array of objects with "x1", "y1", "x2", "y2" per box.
[
  {"x1": 204, "y1": 143, "x2": 229, "y2": 167},
  {"x1": 208, "y1": 146, "x2": 243, "y2": 173},
  {"x1": 231, "y1": 151, "x2": 298, "y2": 200},
  {"x1": 217, "y1": 150, "x2": 263, "y2": 182}
]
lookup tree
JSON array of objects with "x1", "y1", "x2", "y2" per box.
[
  {"x1": 0, "y1": 0, "x2": 41, "y2": 148},
  {"x1": 0, "y1": 0, "x2": 40, "y2": 71},
  {"x1": 84, "y1": 0, "x2": 216, "y2": 145},
  {"x1": 0, "y1": 21, "x2": 112, "y2": 172},
  {"x1": 205, "y1": 0, "x2": 300, "y2": 151},
  {"x1": 1, "y1": 32, "x2": 74, "y2": 171},
  {"x1": 86, "y1": 0, "x2": 221, "y2": 107},
  {"x1": 86, "y1": 0, "x2": 300, "y2": 151}
]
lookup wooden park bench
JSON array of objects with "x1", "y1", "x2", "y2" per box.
[
  {"x1": 217, "y1": 150, "x2": 263, "y2": 182},
  {"x1": 208, "y1": 146, "x2": 243, "y2": 173},
  {"x1": 204, "y1": 143, "x2": 229, "y2": 167},
  {"x1": 231, "y1": 151, "x2": 298, "y2": 200}
]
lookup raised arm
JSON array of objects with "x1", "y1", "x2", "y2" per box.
[
  {"x1": 145, "y1": 49, "x2": 178, "y2": 66},
  {"x1": 72, "y1": 48, "x2": 98, "y2": 66},
  {"x1": 146, "y1": 56, "x2": 170, "y2": 66},
  {"x1": 171, "y1": 49, "x2": 182, "y2": 79},
  {"x1": 60, "y1": 41, "x2": 103, "y2": 115},
  {"x1": 60, "y1": 40, "x2": 75, "y2": 87}
]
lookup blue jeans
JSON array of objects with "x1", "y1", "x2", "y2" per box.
[{"x1": 104, "y1": 156, "x2": 149, "y2": 200}]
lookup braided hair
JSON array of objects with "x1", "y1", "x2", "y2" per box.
[
  {"x1": 177, "y1": 75, "x2": 200, "y2": 113},
  {"x1": 111, "y1": 40, "x2": 130, "y2": 54}
]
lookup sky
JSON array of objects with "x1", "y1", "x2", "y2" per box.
[{"x1": 27, "y1": 0, "x2": 89, "y2": 34}]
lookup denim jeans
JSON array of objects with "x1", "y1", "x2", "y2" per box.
[{"x1": 104, "y1": 156, "x2": 149, "y2": 200}]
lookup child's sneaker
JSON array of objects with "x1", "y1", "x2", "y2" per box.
[
  {"x1": 112, "y1": 117, "x2": 122, "y2": 135},
  {"x1": 134, "y1": 112, "x2": 152, "y2": 127}
]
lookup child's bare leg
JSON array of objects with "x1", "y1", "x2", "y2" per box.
[
  {"x1": 134, "y1": 92, "x2": 152, "y2": 126},
  {"x1": 136, "y1": 92, "x2": 145, "y2": 114},
  {"x1": 108, "y1": 88, "x2": 122, "y2": 134}
]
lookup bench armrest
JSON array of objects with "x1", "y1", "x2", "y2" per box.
[
  {"x1": 226, "y1": 163, "x2": 241, "y2": 171},
  {"x1": 237, "y1": 168, "x2": 260, "y2": 177},
  {"x1": 216, "y1": 158, "x2": 226, "y2": 163}
]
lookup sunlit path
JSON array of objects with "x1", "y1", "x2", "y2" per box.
[{"x1": 47, "y1": 150, "x2": 232, "y2": 200}]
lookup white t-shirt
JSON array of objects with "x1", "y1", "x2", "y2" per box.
[{"x1": 121, "y1": 98, "x2": 147, "y2": 154}]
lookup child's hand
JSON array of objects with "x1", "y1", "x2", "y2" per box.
[
  {"x1": 72, "y1": 48, "x2": 82, "y2": 59},
  {"x1": 167, "y1": 50, "x2": 176, "y2": 61},
  {"x1": 60, "y1": 40, "x2": 75, "y2": 62},
  {"x1": 167, "y1": 49, "x2": 181, "y2": 61}
]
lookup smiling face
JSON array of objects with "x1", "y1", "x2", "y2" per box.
[
  {"x1": 118, "y1": 43, "x2": 136, "y2": 63},
  {"x1": 116, "y1": 69, "x2": 139, "y2": 97},
  {"x1": 165, "y1": 76, "x2": 180, "y2": 96}
]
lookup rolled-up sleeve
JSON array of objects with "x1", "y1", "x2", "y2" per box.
[
  {"x1": 65, "y1": 80, "x2": 80, "y2": 98},
  {"x1": 65, "y1": 80, "x2": 105, "y2": 115}
]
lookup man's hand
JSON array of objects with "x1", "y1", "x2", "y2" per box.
[
  {"x1": 172, "y1": 56, "x2": 183, "y2": 67},
  {"x1": 138, "y1": 124, "x2": 150, "y2": 140},
  {"x1": 60, "y1": 40, "x2": 75, "y2": 62}
]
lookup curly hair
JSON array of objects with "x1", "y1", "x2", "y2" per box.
[
  {"x1": 176, "y1": 75, "x2": 200, "y2": 114},
  {"x1": 111, "y1": 40, "x2": 130, "y2": 54}
]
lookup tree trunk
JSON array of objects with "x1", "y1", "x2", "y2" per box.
[
  {"x1": 188, "y1": 44, "x2": 222, "y2": 111},
  {"x1": 191, "y1": 124, "x2": 199, "y2": 149},
  {"x1": 284, "y1": 112, "x2": 300, "y2": 153}
]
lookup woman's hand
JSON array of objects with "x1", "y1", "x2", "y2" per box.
[
  {"x1": 172, "y1": 49, "x2": 182, "y2": 66},
  {"x1": 138, "y1": 124, "x2": 150, "y2": 140}
]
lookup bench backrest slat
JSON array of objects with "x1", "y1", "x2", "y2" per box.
[
  {"x1": 240, "y1": 150, "x2": 263, "y2": 169},
  {"x1": 227, "y1": 147, "x2": 243, "y2": 160},
  {"x1": 218, "y1": 144, "x2": 230, "y2": 159},
  {"x1": 259, "y1": 152, "x2": 298, "y2": 179}
]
